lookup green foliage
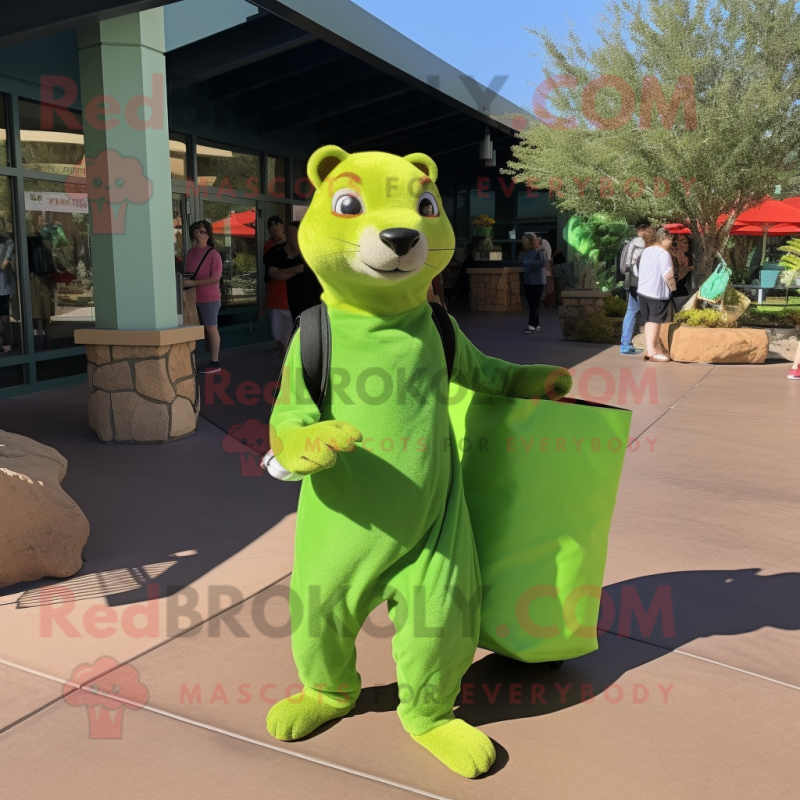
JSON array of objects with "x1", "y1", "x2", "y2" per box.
[
  {"x1": 505, "y1": 0, "x2": 800, "y2": 282},
  {"x1": 777, "y1": 237, "x2": 800, "y2": 288},
  {"x1": 673, "y1": 308, "x2": 734, "y2": 328},
  {"x1": 738, "y1": 305, "x2": 800, "y2": 327},
  {"x1": 602, "y1": 294, "x2": 628, "y2": 317},
  {"x1": 234, "y1": 251, "x2": 256, "y2": 275},
  {"x1": 570, "y1": 312, "x2": 622, "y2": 343}
]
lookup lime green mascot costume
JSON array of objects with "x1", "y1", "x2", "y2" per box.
[{"x1": 267, "y1": 146, "x2": 572, "y2": 778}]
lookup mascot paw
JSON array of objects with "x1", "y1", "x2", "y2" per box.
[
  {"x1": 513, "y1": 364, "x2": 572, "y2": 401},
  {"x1": 271, "y1": 420, "x2": 363, "y2": 475},
  {"x1": 266, "y1": 693, "x2": 353, "y2": 741},
  {"x1": 411, "y1": 719, "x2": 496, "y2": 778}
]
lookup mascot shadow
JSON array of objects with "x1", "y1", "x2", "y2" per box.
[{"x1": 352, "y1": 568, "x2": 800, "y2": 729}]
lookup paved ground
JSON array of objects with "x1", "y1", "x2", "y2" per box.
[{"x1": 1, "y1": 306, "x2": 798, "y2": 799}]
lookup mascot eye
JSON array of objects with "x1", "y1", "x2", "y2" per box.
[
  {"x1": 418, "y1": 192, "x2": 439, "y2": 217},
  {"x1": 332, "y1": 189, "x2": 365, "y2": 217}
]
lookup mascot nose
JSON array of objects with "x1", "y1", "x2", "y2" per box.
[{"x1": 380, "y1": 228, "x2": 420, "y2": 257}]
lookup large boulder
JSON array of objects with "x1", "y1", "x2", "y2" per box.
[
  {"x1": 0, "y1": 431, "x2": 90, "y2": 589},
  {"x1": 670, "y1": 326, "x2": 769, "y2": 364}
]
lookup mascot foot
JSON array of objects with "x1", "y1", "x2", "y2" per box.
[
  {"x1": 411, "y1": 719, "x2": 496, "y2": 778},
  {"x1": 266, "y1": 693, "x2": 353, "y2": 741}
]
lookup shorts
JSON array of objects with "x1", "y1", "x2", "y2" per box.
[
  {"x1": 638, "y1": 295, "x2": 674, "y2": 324},
  {"x1": 0, "y1": 295, "x2": 9, "y2": 316},
  {"x1": 270, "y1": 308, "x2": 293, "y2": 347},
  {"x1": 197, "y1": 301, "x2": 220, "y2": 326}
]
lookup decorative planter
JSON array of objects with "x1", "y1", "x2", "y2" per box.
[
  {"x1": 474, "y1": 226, "x2": 493, "y2": 237},
  {"x1": 632, "y1": 324, "x2": 769, "y2": 364},
  {"x1": 467, "y1": 267, "x2": 521, "y2": 312},
  {"x1": 557, "y1": 290, "x2": 611, "y2": 338}
]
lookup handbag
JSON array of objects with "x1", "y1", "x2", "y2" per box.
[
  {"x1": 698, "y1": 258, "x2": 731, "y2": 303},
  {"x1": 448, "y1": 389, "x2": 631, "y2": 663}
]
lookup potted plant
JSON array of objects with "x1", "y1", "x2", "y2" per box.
[{"x1": 471, "y1": 214, "x2": 495, "y2": 238}]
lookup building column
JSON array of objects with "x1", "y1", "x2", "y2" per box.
[{"x1": 75, "y1": 9, "x2": 203, "y2": 443}]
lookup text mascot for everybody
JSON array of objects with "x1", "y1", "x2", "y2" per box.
[{"x1": 266, "y1": 145, "x2": 572, "y2": 778}]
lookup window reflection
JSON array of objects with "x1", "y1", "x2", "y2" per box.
[
  {"x1": 19, "y1": 99, "x2": 85, "y2": 178},
  {"x1": 170, "y1": 133, "x2": 188, "y2": 179},
  {"x1": 24, "y1": 179, "x2": 94, "y2": 350},
  {"x1": 197, "y1": 141, "x2": 260, "y2": 196},
  {"x1": 0, "y1": 96, "x2": 8, "y2": 167},
  {"x1": 0, "y1": 177, "x2": 21, "y2": 355},
  {"x1": 202, "y1": 201, "x2": 258, "y2": 309}
]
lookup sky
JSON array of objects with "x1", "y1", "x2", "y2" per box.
[{"x1": 349, "y1": 0, "x2": 605, "y2": 112}]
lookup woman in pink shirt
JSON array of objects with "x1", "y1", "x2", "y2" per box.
[{"x1": 183, "y1": 220, "x2": 223, "y2": 374}]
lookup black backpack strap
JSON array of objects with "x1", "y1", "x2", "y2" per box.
[
  {"x1": 299, "y1": 304, "x2": 331, "y2": 412},
  {"x1": 429, "y1": 301, "x2": 455, "y2": 380}
]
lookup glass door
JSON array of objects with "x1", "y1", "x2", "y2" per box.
[{"x1": 201, "y1": 200, "x2": 258, "y2": 318}]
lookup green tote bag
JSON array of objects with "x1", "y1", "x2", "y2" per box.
[{"x1": 448, "y1": 389, "x2": 632, "y2": 663}]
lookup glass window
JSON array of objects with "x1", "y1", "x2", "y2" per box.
[
  {"x1": 24, "y1": 178, "x2": 94, "y2": 350},
  {"x1": 1, "y1": 176, "x2": 23, "y2": 355},
  {"x1": 172, "y1": 193, "x2": 186, "y2": 271},
  {"x1": 0, "y1": 95, "x2": 8, "y2": 167},
  {"x1": 267, "y1": 156, "x2": 287, "y2": 199},
  {"x1": 169, "y1": 133, "x2": 188, "y2": 179},
  {"x1": 19, "y1": 98, "x2": 85, "y2": 178},
  {"x1": 469, "y1": 189, "x2": 495, "y2": 223},
  {"x1": 197, "y1": 140, "x2": 260, "y2": 196},
  {"x1": 292, "y1": 160, "x2": 314, "y2": 200},
  {"x1": 517, "y1": 186, "x2": 557, "y2": 220},
  {"x1": 201, "y1": 201, "x2": 258, "y2": 309}
]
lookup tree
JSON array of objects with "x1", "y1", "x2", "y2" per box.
[{"x1": 504, "y1": 0, "x2": 800, "y2": 281}]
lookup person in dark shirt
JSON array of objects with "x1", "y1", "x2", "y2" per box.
[{"x1": 264, "y1": 220, "x2": 321, "y2": 320}]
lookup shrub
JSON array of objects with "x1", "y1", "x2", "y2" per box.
[
  {"x1": 673, "y1": 308, "x2": 734, "y2": 328},
  {"x1": 738, "y1": 306, "x2": 800, "y2": 328},
  {"x1": 602, "y1": 294, "x2": 627, "y2": 318},
  {"x1": 570, "y1": 312, "x2": 622, "y2": 343}
]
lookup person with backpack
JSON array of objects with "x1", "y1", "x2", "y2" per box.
[{"x1": 619, "y1": 219, "x2": 656, "y2": 355}]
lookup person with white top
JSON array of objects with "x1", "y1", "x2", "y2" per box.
[{"x1": 636, "y1": 227, "x2": 677, "y2": 362}]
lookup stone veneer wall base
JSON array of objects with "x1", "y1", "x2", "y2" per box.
[{"x1": 86, "y1": 342, "x2": 200, "y2": 443}]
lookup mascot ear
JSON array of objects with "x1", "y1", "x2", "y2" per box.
[
  {"x1": 403, "y1": 153, "x2": 438, "y2": 183},
  {"x1": 307, "y1": 145, "x2": 350, "y2": 189}
]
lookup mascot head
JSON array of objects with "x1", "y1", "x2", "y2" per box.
[{"x1": 298, "y1": 146, "x2": 455, "y2": 316}]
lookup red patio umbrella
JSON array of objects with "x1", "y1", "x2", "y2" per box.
[
  {"x1": 731, "y1": 222, "x2": 800, "y2": 236},
  {"x1": 211, "y1": 210, "x2": 256, "y2": 238},
  {"x1": 727, "y1": 199, "x2": 800, "y2": 263}
]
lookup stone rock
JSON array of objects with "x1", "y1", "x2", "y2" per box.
[
  {"x1": 111, "y1": 393, "x2": 170, "y2": 442},
  {"x1": 0, "y1": 430, "x2": 90, "y2": 589},
  {"x1": 765, "y1": 328, "x2": 800, "y2": 361},
  {"x1": 88, "y1": 390, "x2": 113, "y2": 442},
  {"x1": 93, "y1": 362, "x2": 133, "y2": 392},
  {"x1": 168, "y1": 342, "x2": 193, "y2": 382},
  {"x1": 170, "y1": 397, "x2": 197, "y2": 439},
  {"x1": 85, "y1": 344, "x2": 111, "y2": 365},
  {"x1": 175, "y1": 377, "x2": 197, "y2": 404},
  {"x1": 112, "y1": 344, "x2": 170, "y2": 361},
  {"x1": 670, "y1": 326, "x2": 768, "y2": 364},
  {"x1": 134, "y1": 358, "x2": 176, "y2": 403}
]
